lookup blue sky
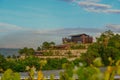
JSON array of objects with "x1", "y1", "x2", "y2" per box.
[{"x1": 0, "y1": 0, "x2": 120, "y2": 48}]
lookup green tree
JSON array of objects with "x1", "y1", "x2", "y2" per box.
[
  {"x1": 19, "y1": 47, "x2": 35, "y2": 56},
  {"x1": 24, "y1": 56, "x2": 40, "y2": 70},
  {"x1": 0, "y1": 54, "x2": 6, "y2": 72},
  {"x1": 50, "y1": 41, "x2": 55, "y2": 46},
  {"x1": 42, "y1": 41, "x2": 55, "y2": 50},
  {"x1": 80, "y1": 30, "x2": 120, "y2": 66},
  {"x1": 28, "y1": 48, "x2": 35, "y2": 55},
  {"x1": 42, "y1": 41, "x2": 51, "y2": 50},
  {"x1": 37, "y1": 47, "x2": 41, "y2": 51},
  {"x1": 19, "y1": 47, "x2": 28, "y2": 55}
]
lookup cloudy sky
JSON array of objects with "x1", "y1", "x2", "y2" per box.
[{"x1": 0, "y1": 0, "x2": 120, "y2": 48}]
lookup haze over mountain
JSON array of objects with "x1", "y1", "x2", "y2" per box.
[{"x1": 0, "y1": 48, "x2": 19, "y2": 57}]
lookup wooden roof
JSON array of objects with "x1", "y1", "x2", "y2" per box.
[{"x1": 69, "y1": 33, "x2": 88, "y2": 37}]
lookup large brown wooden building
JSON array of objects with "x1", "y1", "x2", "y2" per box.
[{"x1": 63, "y1": 34, "x2": 93, "y2": 44}]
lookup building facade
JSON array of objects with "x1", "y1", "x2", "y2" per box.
[{"x1": 63, "y1": 34, "x2": 93, "y2": 44}]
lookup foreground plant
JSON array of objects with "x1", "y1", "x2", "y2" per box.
[{"x1": 1, "y1": 69, "x2": 20, "y2": 80}]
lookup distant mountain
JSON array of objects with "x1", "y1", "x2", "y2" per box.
[{"x1": 0, "y1": 48, "x2": 20, "y2": 57}]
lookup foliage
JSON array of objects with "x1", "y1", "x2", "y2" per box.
[
  {"x1": 0, "y1": 55, "x2": 69, "y2": 72},
  {"x1": 1, "y1": 69, "x2": 20, "y2": 80},
  {"x1": 23, "y1": 56, "x2": 41, "y2": 70},
  {"x1": 42, "y1": 41, "x2": 55, "y2": 50},
  {"x1": 19, "y1": 47, "x2": 35, "y2": 56},
  {"x1": 39, "y1": 59, "x2": 47, "y2": 69},
  {"x1": 0, "y1": 54, "x2": 6, "y2": 72},
  {"x1": 0, "y1": 56, "x2": 40, "y2": 72},
  {"x1": 76, "y1": 66, "x2": 104, "y2": 80},
  {"x1": 37, "y1": 47, "x2": 42, "y2": 51},
  {"x1": 62, "y1": 62, "x2": 74, "y2": 77},
  {"x1": 60, "y1": 62, "x2": 74, "y2": 80},
  {"x1": 60, "y1": 71, "x2": 70, "y2": 80},
  {"x1": 80, "y1": 30, "x2": 120, "y2": 66},
  {"x1": 93, "y1": 57, "x2": 104, "y2": 67},
  {"x1": 43, "y1": 50, "x2": 53, "y2": 56},
  {"x1": 104, "y1": 58, "x2": 120, "y2": 80},
  {"x1": 72, "y1": 58, "x2": 81, "y2": 66},
  {"x1": 2, "y1": 58, "x2": 120, "y2": 80},
  {"x1": 43, "y1": 58, "x2": 68, "y2": 70},
  {"x1": 26, "y1": 66, "x2": 36, "y2": 80},
  {"x1": 70, "y1": 44, "x2": 86, "y2": 49},
  {"x1": 50, "y1": 74, "x2": 54, "y2": 80},
  {"x1": 38, "y1": 70, "x2": 44, "y2": 80}
]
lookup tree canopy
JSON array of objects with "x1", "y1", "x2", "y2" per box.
[
  {"x1": 19, "y1": 47, "x2": 35, "y2": 56},
  {"x1": 81, "y1": 30, "x2": 120, "y2": 66},
  {"x1": 42, "y1": 41, "x2": 55, "y2": 50}
]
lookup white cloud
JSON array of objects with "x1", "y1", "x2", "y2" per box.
[
  {"x1": 77, "y1": 1, "x2": 112, "y2": 13},
  {"x1": 59, "y1": 0, "x2": 120, "y2": 14},
  {"x1": 106, "y1": 24, "x2": 120, "y2": 30},
  {"x1": 78, "y1": 1, "x2": 111, "y2": 9},
  {"x1": 79, "y1": 0, "x2": 100, "y2": 2},
  {"x1": 0, "y1": 22, "x2": 23, "y2": 32},
  {"x1": 84, "y1": 8, "x2": 120, "y2": 14},
  {"x1": 105, "y1": 9, "x2": 120, "y2": 14},
  {"x1": 73, "y1": 0, "x2": 120, "y2": 14},
  {"x1": 60, "y1": 0, "x2": 75, "y2": 2}
]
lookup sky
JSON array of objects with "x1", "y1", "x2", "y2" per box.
[{"x1": 0, "y1": 0, "x2": 120, "y2": 48}]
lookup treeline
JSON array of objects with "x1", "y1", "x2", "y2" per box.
[
  {"x1": 18, "y1": 41, "x2": 86, "y2": 56},
  {"x1": 18, "y1": 41, "x2": 56, "y2": 56},
  {"x1": 0, "y1": 55, "x2": 69, "y2": 72}
]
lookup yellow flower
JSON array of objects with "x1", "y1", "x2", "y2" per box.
[
  {"x1": 38, "y1": 70, "x2": 44, "y2": 80},
  {"x1": 107, "y1": 66, "x2": 113, "y2": 73}
]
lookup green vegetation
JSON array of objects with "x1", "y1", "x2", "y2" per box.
[
  {"x1": 70, "y1": 44, "x2": 86, "y2": 49},
  {"x1": 2, "y1": 57, "x2": 120, "y2": 80},
  {"x1": 43, "y1": 58, "x2": 68, "y2": 70},
  {"x1": 42, "y1": 41, "x2": 55, "y2": 50},
  {"x1": 80, "y1": 30, "x2": 120, "y2": 66},
  {"x1": 37, "y1": 47, "x2": 41, "y2": 51},
  {"x1": 43, "y1": 50, "x2": 53, "y2": 56},
  {"x1": 1, "y1": 69, "x2": 20, "y2": 80},
  {"x1": 0, "y1": 54, "x2": 69, "y2": 72},
  {"x1": 19, "y1": 47, "x2": 35, "y2": 56},
  {"x1": 60, "y1": 62, "x2": 74, "y2": 80},
  {"x1": 76, "y1": 66, "x2": 103, "y2": 80}
]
